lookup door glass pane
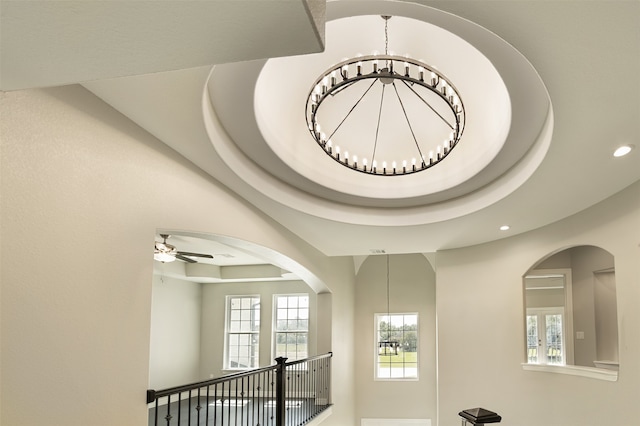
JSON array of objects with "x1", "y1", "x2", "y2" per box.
[
  {"x1": 546, "y1": 314, "x2": 563, "y2": 364},
  {"x1": 527, "y1": 315, "x2": 539, "y2": 363}
]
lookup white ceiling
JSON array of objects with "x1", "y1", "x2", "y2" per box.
[
  {"x1": 2, "y1": 1, "x2": 639, "y2": 266},
  {"x1": 153, "y1": 234, "x2": 298, "y2": 284}
]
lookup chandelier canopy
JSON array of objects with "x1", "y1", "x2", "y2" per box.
[{"x1": 305, "y1": 16, "x2": 466, "y2": 176}]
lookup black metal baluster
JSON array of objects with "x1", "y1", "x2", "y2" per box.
[
  {"x1": 176, "y1": 391, "x2": 181, "y2": 425},
  {"x1": 205, "y1": 385, "x2": 210, "y2": 426},
  {"x1": 222, "y1": 382, "x2": 224, "y2": 425},
  {"x1": 294, "y1": 364, "x2": 299, "y2": 426},
  {"x1": 304, "y1": 363, "x2": 308, "y2": 422},
  {"x1": 228, "y1": 379, "x2": 233, "y2": 426},
  {"x1": 308, "y1": 360, "x2": 314, "y2": 419},
  {"x1": 214, "y1": 383, "x2": 218, "y2": 426},
  {"x1": 235, "y1": 377, "x2": 239, "y2": 426},
  {"x1": 254, "y1": 373, "x2": 259, "y2": 426},
  {"x1": 256, "y1": 372, "x2": 269, "y2": 426},
  {"x1": 258, "y1": 372, "x2": 262, "y2": 426},
  {"x1": 187, "y1": 388, "x2": 196, "y2": 426},
  {"x1": 165, "y1": 395, "x2": 172, "y2": 426},
  {"x1": 327, "y1": 357, "x2": 332, "y2": 406},
  {"x1": 318, "y1": 362, "x2": 324, "y2": 412},
  {"x1": 292, "y1": 364, "x2": 296, "y2": 426},
  {"x1": 187, "y1": 389, "x2": 192, "y2": 426},
  {"x1": 271, "y1": 366, "x2": 277, "y2": 426},
  {"x1": 240, "y1": 376, "x2": 246, "y2": 426},
  {"x1": 154, "y1": 398, "x2": 159, "y2": 426},
  {"x1": 258, "y1": 371, "x2": 263, "y2": 426}
]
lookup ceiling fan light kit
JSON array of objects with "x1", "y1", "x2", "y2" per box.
[{"x1": 153, "y1": 249, "x2": 177, "y2": 263}]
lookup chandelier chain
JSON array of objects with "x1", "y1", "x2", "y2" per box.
[
  {"x1": 383, "y1": 16, "x2": 390, "y2": 68},
  {"x1": 385, "y1": 18, "x2": 389, "y2": 56}
]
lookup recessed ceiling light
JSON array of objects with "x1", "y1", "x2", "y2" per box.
[
  {"x1": 613, "y1": 144, "x2": 634, "y2": 157},
  {"x1": 499, "y1": 225, "x2": 510, "y2": 231}
]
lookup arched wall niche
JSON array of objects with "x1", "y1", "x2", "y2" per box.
[{"x1": 523, "y1": 245, "x2": 618, "y2": 380}]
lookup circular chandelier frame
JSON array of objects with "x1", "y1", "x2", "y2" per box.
[{"x1": 305, "y1": 54, "x2": 466, "y2": 176}]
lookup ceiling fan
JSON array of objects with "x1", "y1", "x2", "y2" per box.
[{"x1": 153, "y1": 234, "x2": 214, "y2": 263}]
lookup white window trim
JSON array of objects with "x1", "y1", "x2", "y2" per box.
[
  {"x1": 272, "y1": 293, "x2": 309, "y2": 361},
  {"x1": 373, "y1": 312, "x2": 419, "y2": 381},
  {"x1": 224, "y1": 295, "x2": 260, "y2": 370}
]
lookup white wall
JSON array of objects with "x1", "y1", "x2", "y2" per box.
[
  {"x1": 355, "y1": 254, "x2": 437, "y2": 422},
  {"x1": 149, "y1": 275, "x2": 202, "y2": 389},
  {"x1": 436, "y1": 181, "x2": 640, "y2": 426},
  {"x1": 0, "y1": 87, "x2": 355, "y2": 426}
]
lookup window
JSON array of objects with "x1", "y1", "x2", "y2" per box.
[
  {"x1": 274, "y1": 295, "x2": 309, "y2": 361},
  {"x1": 225, "y1": 296, "x2": 260, "y2": 369},
  {"x1": 375, "y1": 313, "x2": 418, "y2": 379},
  {"x1": 526, "y1": 307, "x2": 565, "y2": 365}
]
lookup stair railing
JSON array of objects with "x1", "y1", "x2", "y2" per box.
[{"x1": 147, "y1": 352, "x2": 332, "y2": 426}]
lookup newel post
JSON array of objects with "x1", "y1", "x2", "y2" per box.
[{"x1": 275, "y1": 357, "x2": 288, "y2": 426}]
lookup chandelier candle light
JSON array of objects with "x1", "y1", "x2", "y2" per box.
[{"x1": 305, "y1": 16, "x2": 466, "y2": 176}]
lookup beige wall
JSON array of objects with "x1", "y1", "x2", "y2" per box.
[
  {"x1": 436, "y1": 182, "x2": 640, "y2": 426},
  {"x1": 149, "y1": 275, "x2": 202, "y2": 389},
  {"x1": 594, "y1": 271, "x2": 617, "y2": 362},
  {"x1": 2, "y1": 85, "x2": 639, "y2": 426},
  {"x1": 0, "y1": 87, "x2": 355, "y2": 426}
]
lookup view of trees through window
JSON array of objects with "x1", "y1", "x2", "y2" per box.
[
  {"x1": 375, "y1": 313, "x2": 418, "y2": 379},
  {"x1": 274, "y1": 295, "x2": 309, "y2": 361}
]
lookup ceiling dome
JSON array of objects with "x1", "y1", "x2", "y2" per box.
[{"x1": 205, "y1": 0, "x2": 551, "y2": 226}]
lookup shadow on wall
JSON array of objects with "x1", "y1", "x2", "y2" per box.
[{"x1": 523, "y1": 245, "x2": 618, "y2": 371}]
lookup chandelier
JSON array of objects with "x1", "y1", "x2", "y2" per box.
[{"x1": 305, "y1": 16, "x2": 466, "y2": 176}]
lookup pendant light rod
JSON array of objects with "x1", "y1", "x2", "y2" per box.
[{"x1": 386, "y1": 254, "x2": 391, "y2": 341}]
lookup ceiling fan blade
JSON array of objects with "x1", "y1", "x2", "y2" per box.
[
  {"x1": 177, "y1": 251, "x2": 214, "y2": 259},
  {"x1": 175, "y1": 254, "x2": 197, "y2": 263}
]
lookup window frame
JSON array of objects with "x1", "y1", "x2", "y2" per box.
[
  {"x1": 374, "y1": 312, "x2": 419, "y2": 381},
  {"x1": 224, "y1": 295, "x2": 261, "y2": 370},
  {"x1": 272, "y1": 294, "x2": 309, "y2": 362}
]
